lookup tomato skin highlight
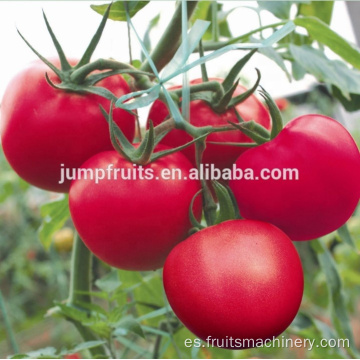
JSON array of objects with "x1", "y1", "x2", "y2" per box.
[
  {"x1": 229, "y1": 114, "x2": 360, "y2": 241},
  {"x1": 69, "y1": 148, "x2": 201, "y2": 271},
  {"x1": 147, "y1": 78, "x2": 271, "y2": 170},
  {"x1": 163, "y1": 219, "x2": 304, "y2": 349},
  {"x1": 0, "y1": 59, "x2": 135, "y2": 193}
]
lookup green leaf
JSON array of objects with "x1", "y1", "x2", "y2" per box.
[
  {"x1": 10, "y1": 347, "x2": 57, "y2": 359},
  {"x1": 294, "y1": 16, "x2": 360, "y2": 70},
  {"x1": 86, "y1": 321, "x2": 112, "y2": 338},
  {"x1": 67, "y1": 341, "x2": 107, "y2": 355},
  {"x1": 258, "y1": 43, "x2": 291, "y2": 81},
  {"x1": 38, "y1": 195, "x2": 70, "y2": 250},
  {"x1": 191, "y1": 2, "x2": 235, "y2": 41},
  {"x1": 113, "y1": 315, "x2": 145, "y2": 338},
  {"x1": 55, "y1": 303, "x2": 91, "y2": 323},
  {"x1": 290, "y1": 45, "x2": 360, "y2": 98},
  {"x1": 91, "y1": 1, "x2": 149, "y2": 21},
  {"x1": 298, "y1": 1, "x2": 334, "y2": 25},
  {"x1": 95, "y1": 270, "x2": 122, "y2": 293},
  {"x1": 258, "y1": 1, "x2": 293, "y2": 19},
  {"x1": 291, "y1": 60, "x2": 307, "y2": 80},
  {"x1": 331, "y1": 86, "x2": 360, "y2": 112},
  {"x1": 311, "y1": 239, "x2": 359, "y2": 358},
  {"x1": 337, "y1": 224, "x2": 357, "y2": 250}
]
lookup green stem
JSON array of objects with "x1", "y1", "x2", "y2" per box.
[
  {"x1": 0, "y1": 287, "x2": 19, "y2": 354},
  {"x1": 67, "y1": 233, "x2": 108, "y2": 358},
  {"x1": 140, "y1": 1, "x2": 198, "y2": 73},
  {"x1": 211, "y1": 1, "x2": 219, "y2": 42},
  {"x1": 195, "y1": 140, "x2": 217, "y2": 226},
  {"x1": 199, "y1": 40, "x2": 209, "y2": 82},
  {"x1": 170, "y1": 80, "x2": 223, "y2": 98},
  {"x1": 199, "y1": 21, "x2": 287, "y2": 51},
  {"x1": 70, "y1": 58, "x2": 153, "y2": 86}
]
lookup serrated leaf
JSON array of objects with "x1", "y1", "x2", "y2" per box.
[
  {"x1": 95, "y1": 270, "x2": 122, "y2": 293},
  {"x1": 38, "y1": 195, "x2": 70, "y2": 250},
  {"x1": 55, "y1": 303, "x2": 91, "y2": 323},
  {"x1": 91, "y1": 1, "x2": 149, "y2": 21},
  {"x1": 86, "y1": 321, "x2": 112, "y2": 338},
  {"x1": 294, "y1": 16, "x2": 360, "y2": 70},
  {"x1": 290, "y1": 45, "x2": 360, "y2": 98}
]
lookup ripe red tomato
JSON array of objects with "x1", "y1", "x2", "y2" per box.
[
  {"x1": 69, "y1": 147, "x2": 201, "y2": 271},
  {"x1": 229, "y1": 114, "x2": 360, "y2": 241},
  {"x1": 163, "y1": 219, "x2": 303, "y2": 349},
  {"x1": 147, "y1": 78, "x2": 271, "y2": 170},
  {"x1": 0, "y1": 59, "x2": 135, "y2": 193}
]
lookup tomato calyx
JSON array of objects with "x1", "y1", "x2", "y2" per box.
[
  {"x1": 17, "y1": 4, "x2": 152, "y2": 102},
  {"x1": 189, "y1": 182, "x2": 241, "y2": 234},
  {"x1": 171, "y1": 49, "x2": 262, "y2": 115},
  {"x1": 102, "y1": 106, "x2": 208, "y2": 165},
  {"x1": 208, "y1": 87, "x2": 283, "y2": 148}
]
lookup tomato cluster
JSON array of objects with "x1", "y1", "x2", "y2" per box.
[{"x1": 1, "y1": 60, "x2": 360, "y2": 350}]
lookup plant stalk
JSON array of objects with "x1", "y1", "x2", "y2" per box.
[
  {"x1": 0, "y1": 288, "x2": 19, "y2": 354},
  {"x1": 140, "y1": 1, "x2": 199, "y2": 73},
  {"x1": 67, "y1": 233, "x2": 108, "y2": 358}
]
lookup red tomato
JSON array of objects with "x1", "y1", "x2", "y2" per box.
[
  {"x1": 229, "y1": 115, "x2": 360, "y2": 241},
  {"x1": 69, "y1": 147, "x2": 201, "y2": 271},
  {"x1": 147, "y1": 78, "x2": 271, "y2": 170},
  {"x1": 64, "y1": 354, "x2": 81, "y2": 359},
  {"x1": 275, "y1": 98, "x2": 289, "y2": 111},
  {"x1": 163, "y1": 220, "x2": 303, "y2": 349},
  {"x1": 0, "y1": 59, "x2": 135, "y2": 193}
]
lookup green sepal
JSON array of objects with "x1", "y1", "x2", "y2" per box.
[
  {"x1": 150, "y1": 132, "x2": 209, "y2": 163},
  {"x1": 133, "y1": 120, "x2": 155, "y2": 165},
  {"x1": 229, "y1": 120, "x2": 270, "y2": 144},
  {"x1": 188, "y1": 92, "x2": 214, "y2": 104},
  {"x1": 207, "y1": 141, "x2": 257, "y2": 148},
  {"x1": 188, "y1": 190, "x2": 205, "y2": 232},
  {"x1": 213, "y1": 181, "x2": 240, "y2": 224},
  {"x1": 228, "y1": 68, "x2": 261, "y2": 108},
  {"x1": 17, "y1": 29, "x2": 62, "y2": 79},
  {"x1": 42, "y1": 11, "x2": 71, "y2": 71},
  {"x1": 222, "y1": 49, "x2": 257, "y2": 92},
  {"x1": 225, "y1": 184, "x2": 242, "y2": 220},
  {"x1": 76, "y1": 4, "x2": 112, "y2": 68},
  {"x1": 213, "y1": 79, "x2": 240, "y2": 113},
  {"x1": 258, "y1": 86, "x2": 283, "y2": 139},
  {"x1": 101, "y1": 105, "x2": 133, "y2": 162},
  {"x1": 84, "y1": 69, "x2": 153, "y2": 86}
]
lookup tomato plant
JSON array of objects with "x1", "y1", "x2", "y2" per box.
[
  {"x1": 1, "y1": 1, "x2": 360, "y2": 359},
  {"x1": 229, "y1": 114, "x2": 360, "y2": 241},
  {"x1": 69, "y1": 147, "x2": 201, "y2": 271},
  {"x1": 163, "y1": 219, "x2": 304, "y2": 348},
  {"x1": 0, "y1": 59, "x2": 136, "y2": 193},
  {"x1": 147, "y1": 78, "x2": 271, "y2": 170}
]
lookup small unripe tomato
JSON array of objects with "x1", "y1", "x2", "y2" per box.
[{"x1": 53, "y1": 227, "x2": 74, "y2": 253}]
